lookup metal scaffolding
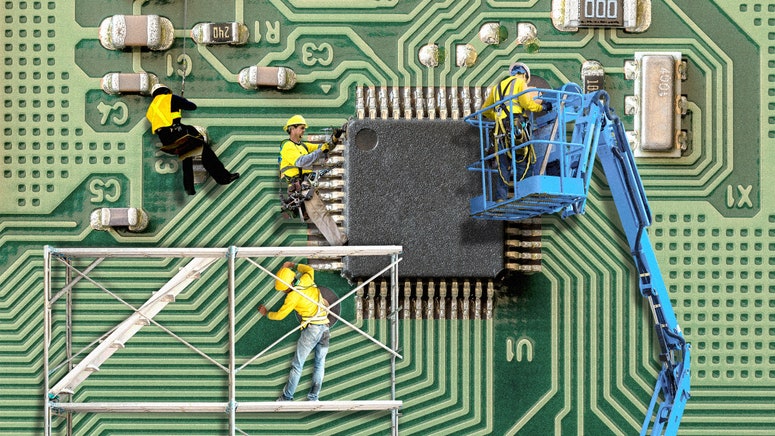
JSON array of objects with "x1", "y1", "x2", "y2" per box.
[{"x1": 43, "y1": 245, "x2": 403, "y2": 436}]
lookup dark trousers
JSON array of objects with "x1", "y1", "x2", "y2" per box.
[
  {"x1": 157, "y1": 123, "x2": 234, "y2": 194},
  {"x1": 181, "y1": 146, "x2": 234, "y2": 194}
]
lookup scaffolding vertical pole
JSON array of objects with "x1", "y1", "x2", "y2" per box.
[
  {"x1": 65, "y1": 257, "x2": 73, "y2": 436},
  {"x1": 43, "y1": 246, "x2": 52, "y2": 436},
  {"x1": 227, "y1": 247, "x2": 237, "y2": 436},
  {"x1": 390, "y1": 253, "x2": 399, "y2": 436}
]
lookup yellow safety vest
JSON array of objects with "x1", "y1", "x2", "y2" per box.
[
  {"x1": 279, "y1": 140, "x2": 318, "y2": 179},
  {"x1": 146, "y1": 94, "x2": 182, "y2": 133},
  {"x1": 267, "y1": 266, "x2": 329, "y2": 327}
]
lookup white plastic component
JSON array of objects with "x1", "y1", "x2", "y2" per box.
[
  {"x1": 90, "y1": 208, "x2": 150, "y2": 232},
  {"x1": 100, "y1": 72, "x2": 159, "y2": 95},
  {"x1": 237, "y1": 66, "x2": 297, "y2": 91},
  {"x1": 98, "y1": 15, "x2": 174, "y2": 51}
]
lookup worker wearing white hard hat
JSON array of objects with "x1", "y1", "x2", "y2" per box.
[{"x1": 480, "y1": 62, "x2": 553, "y2": 201}]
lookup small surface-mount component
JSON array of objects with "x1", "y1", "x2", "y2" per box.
[
  {"x1": 624, "y1": 52, "x2": 687, "y2": 157},
  {"x1": 90, "y1": 207, "x2": 150, "y2": 232},
  {"x1": 479, "y1": 23, "x2": 501, "y2": 45},
  {"x1": 191, "y1": 22, "x2": 249, "y2": 45},
  {"x1": 237, "y1": 66, "x2": 297, "y2": 90},
  {"x1": 418, "y1": 44, "x2": 440, "y2": 68},
  {"x1": 100, "y1": 72, "x2": 159, "y2": 95},
  {"x1": 551, "y1": 0, "x2": 651, "y2": 33},
  {"x1": 456, "y1": 44, "x2": 477, "y2": 67},
  {"x1": 580, "y1": 60, "x2": 605, "y2": 93},
  {"x1": 98, "y1": 15, "x2": 175, "y2": 51}
]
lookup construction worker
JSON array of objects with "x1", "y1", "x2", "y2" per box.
[
  {"x1": 258, "y1": 261, "x2": 330, "y2": 401},
  {"x1": 481, "y1": 62, "x2": 552, "y2": 201},
  {"x1": 146, "y1": 84, "x2": 239, "y2": 195},
  {"x1": 279, "y1": 115, "x2": 347, "y2": 245}
]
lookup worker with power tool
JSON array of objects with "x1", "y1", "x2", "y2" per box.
[
  {"x1": 146, "y1": 84, "x2": 240, "y2": 195},
  {"x1": 258, "y1": 261, "x2": 331, "y2": 401},
  {"x1": 279, "y1": 115, "x2": 347, "y2": 245},
  {"x1": 480, "y1": 62, "x2": 552, "y2": 201}
]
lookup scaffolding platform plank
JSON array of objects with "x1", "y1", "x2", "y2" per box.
[{"x1": 53, "y1": 400, "x2": 402, "y2": 413}]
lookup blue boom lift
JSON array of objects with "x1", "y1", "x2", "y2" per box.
[{"x1": 465, "y1": 83, "x2": 691, "y2": 435}]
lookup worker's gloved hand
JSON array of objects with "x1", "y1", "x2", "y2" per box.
[
  {"x1": 332, "y1": 128, "x2": 345, "y2": 142},
  {"x1": 541, "y1": 102, "x2": 553, "y2": 112},
  {"x1": 321, "y1": 142, "x2": 331, "y2": 154}
]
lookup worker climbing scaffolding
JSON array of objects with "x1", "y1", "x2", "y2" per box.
[{"x1": 278, "y1": 115, "x2": 347, "y2": 246}]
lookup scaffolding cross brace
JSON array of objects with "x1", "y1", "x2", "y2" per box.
[{"x1": 43, "y1": 245, "x2": 404, "y2": 436}]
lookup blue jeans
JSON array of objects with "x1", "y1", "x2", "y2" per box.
[{"x1": 281, "y1": 324, "x2": 330, "y2": 401}]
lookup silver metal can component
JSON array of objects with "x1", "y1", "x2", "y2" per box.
[{"x1": 625, "y1": 52, "x2": 686, "y2": 157}]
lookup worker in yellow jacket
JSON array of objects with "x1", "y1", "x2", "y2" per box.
[
  {"x1": 259, "y1": 262, "x2": 330, "y2": 401},
  {"x1": 278, "y1": 115, "x2": 347, "y2": 245},
  {"x1": 480, "y1": 63, "x2": 552, "y2": 200},
  {"x1": 146, "y1": 84, "x2": 239, "y2": 195}
]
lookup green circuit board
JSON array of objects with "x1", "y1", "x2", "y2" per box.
[{"x1": 2, "y1": 0, "x2": 773, "y2": 434}]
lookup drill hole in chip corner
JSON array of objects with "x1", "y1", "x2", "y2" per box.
[{"x1": 354, "y1": 127, "x2": 378, "y2": 151}]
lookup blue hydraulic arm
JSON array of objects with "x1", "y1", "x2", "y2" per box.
[
  {"x1": 589, "y1": 92, "x2": 691, "y2": 435},
  {"x1": 465, "y1": 87, "x2": 690, "y2": 434}
]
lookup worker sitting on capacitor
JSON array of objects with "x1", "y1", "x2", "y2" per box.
[
  {"x1": 146, "y1": 84, "x2": 239, "y2": 195},
  {"x1": 480, "y1": 62, "x2": 552, "y2": 201},
  {"x1": 279, "y1": 115, "x2": 347, "y2": 246}
]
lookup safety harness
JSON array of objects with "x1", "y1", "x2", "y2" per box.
[
  {"x1": 492, "y1": 76, "x2": 535, "y2": 185},
  {"x1": 290, "y1": 271, "x2": 329, "y2": 328}
]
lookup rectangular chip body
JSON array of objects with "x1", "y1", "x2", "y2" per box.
[
  {"x1": 639, "y1": 54, "x2": 678, "y2": 151},
  {"x1": 551, "y1": 0, "x2": 645, "y2": 32}
]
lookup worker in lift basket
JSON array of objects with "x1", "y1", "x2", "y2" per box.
[
  {"x1": 279, "y1": 115, "x2": 347, "y2": 245},
  {"x1": 258, "y1": 262, "x2": 330, "y2": 401},
  {"x1": 480, "y1": 62, "x2": 552, "y2": 201},
  {"x1": 146, "y1": 84, "x2": 239, "y2": 195}
]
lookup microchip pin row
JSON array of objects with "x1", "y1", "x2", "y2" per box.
[{"x1": 356, "y1": 85, "x2": 487, "y2": 120}]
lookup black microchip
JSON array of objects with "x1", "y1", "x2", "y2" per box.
[
  {"x1": 578, "y1": 0, "x2": 624, "y2": 28},
  {"x1": 343, "y1": 119, "x2": 504, "y2": 279}
]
